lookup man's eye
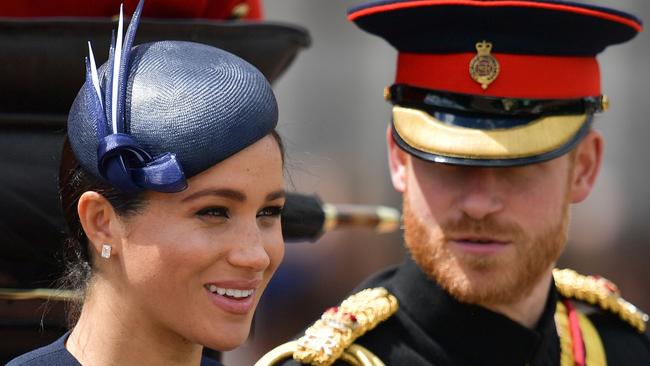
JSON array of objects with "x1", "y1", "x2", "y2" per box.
[
  {"x1": 196, "y1": 207, "x2": 229, "y2": 218},
  {"x1": 257, "y1": 206, "x2": 283, "y2": 218}
]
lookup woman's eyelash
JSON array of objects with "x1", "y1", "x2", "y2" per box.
[
  {"x1": 196, "y1": 206, "x2": 283, "y2": 219},
  {"x1": 196, "y1": 207, "x2": 229, "y2": 218},
  {"x1": 257, "y1": 206, "x2": 284, "y2": 217}
]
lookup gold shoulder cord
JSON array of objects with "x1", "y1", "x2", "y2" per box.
[
  {"x1": 553, "y1": 268, "x2": 648, "y2": 333},
  {"x1": 578, "y1": 309, "x2": 608, "y2": 366},
  {"x1": 255, "y1": 287, "x2": 398, "y2": 366},
  {"x1": 554, "y1": 301, "x2": 575, "y2": 366},
  {"x1": 553, "y1": 268, "x2": 650, "y2": 366},
  {"x1": 555, "y1": 300, "x2": 607, "y2": 366},
  {"x1": 259, "y1": 271, "x2": 647, "y2": 366}
]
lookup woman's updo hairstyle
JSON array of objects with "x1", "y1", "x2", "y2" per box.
[{"x1": 59, "y1": 0, "x2": 281, "y2": 320}]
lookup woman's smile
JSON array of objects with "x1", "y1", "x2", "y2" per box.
[
  {"x1": 203, "y1": 278, "x2": 262, "y2": 314},
  {"x1": 205, "y1": 287, "x2": 256, "y2": 315}
]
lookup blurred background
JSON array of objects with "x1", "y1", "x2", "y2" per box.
[{"x1": 225, "y1": 0, "x2": 650, "y2": 364}]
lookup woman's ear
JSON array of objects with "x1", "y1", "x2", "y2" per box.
[
  {"x1": 570, "y1": 130, "x2": 604, "y2": 203},
  {"x1": 77, "y1": 191, "x2": 121, "y2": 259},
  {"x1": 387, "y1": 125, "x2": 408, "y2": 193}
]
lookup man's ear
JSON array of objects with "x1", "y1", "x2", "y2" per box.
[
  {"x1": 387, "y1": 125, "x2": 409, "y2": 193},
  {"x1": 77, "y1": 191, "x2": 121, "y2": 259},
  {"x1": 570, "y1": 130, "x2": 604, "y2": 203}
]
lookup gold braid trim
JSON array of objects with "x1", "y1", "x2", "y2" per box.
[
  {"x1": 254, "y1": 341, "x2": 386, "y2": 366},
  {"x1": 555, "y1": 301, "x2": 607, "y2": 366},
  {"x1": 554, "y1": 301, "x2": 575, "y2": 366},
  {"x1": 578, "y1": 309, "x2": 607, "y2": 366},
  {"x1": 553, "y1": 268, "x2": 649, "y2": 333},
  {"x1": 292, "y1": 287, "x2": 398, "y2": 366}
]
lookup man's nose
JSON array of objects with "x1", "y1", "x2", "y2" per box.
[{"x1": 456, "y1": 168, "x2": 504, "y2": 220}]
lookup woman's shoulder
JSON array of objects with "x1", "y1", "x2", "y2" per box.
[
  {"x1": 6, "y1": 333, "x2": 81, "y2": 366},
  {"x1": 7, "y1": 335, "x2": 224, "y2": 366}
]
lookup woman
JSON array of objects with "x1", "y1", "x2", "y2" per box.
[{"x1": 8, "y1": 2, "x2": 284, "y2": 365}]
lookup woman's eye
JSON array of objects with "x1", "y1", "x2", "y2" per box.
[
  {"x1": 257, "y1": 206, "x2": 283, "y2": 218},
  {"x1": 196, "y1": 207, "x2": 230, "y2": 219}
]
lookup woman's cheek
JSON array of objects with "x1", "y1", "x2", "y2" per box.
[
  {"x1": 271, "y1": 241, "x2": 285, "y2": 270},
  {"x1": 265, "y1": 232, "x2": 285, "y2": 276}
]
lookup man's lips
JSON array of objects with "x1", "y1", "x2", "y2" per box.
[
  {"x1": 448, "y1": 236, "x2": 511, "y2": 255},
  {"x1": 453, "y1": 237, "x2": 509, "y2": 245}
]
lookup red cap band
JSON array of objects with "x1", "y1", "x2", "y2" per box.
[{"x1": 396, "y1": 52, "x2": 601, "y2": 99}]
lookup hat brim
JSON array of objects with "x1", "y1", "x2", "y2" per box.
[
  {"x1": 0, "y1": 18, "x2": 310, "y2": 115},
  {"x1": 392, "y1": 106, "x2": 592, "y2": 167}
]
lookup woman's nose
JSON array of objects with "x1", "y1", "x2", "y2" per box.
[{"x1": 227, "y1": 225, "x2": 270, "y2": 271}]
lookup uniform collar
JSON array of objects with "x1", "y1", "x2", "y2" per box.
[{"x1": 387, "y1": 256, "x2": 559, "y2": 365}]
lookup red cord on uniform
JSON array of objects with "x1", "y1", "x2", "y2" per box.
[{"x1": 563, "y1": 299, "x2": 586, "y2": 366}]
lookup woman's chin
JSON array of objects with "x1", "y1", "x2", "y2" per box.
[{"x1": 202, "y1": 327, "x2": 251, "y2": 352}]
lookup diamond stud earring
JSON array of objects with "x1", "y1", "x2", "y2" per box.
[{"x1": 101, "y1": 244, "x2": 112, "y2": 259}]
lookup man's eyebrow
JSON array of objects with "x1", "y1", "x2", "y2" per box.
[{"x1": 181, "y1": 188, "x2": 246, "y2": 203}]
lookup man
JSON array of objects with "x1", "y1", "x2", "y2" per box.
[{"x1": 257, "y1": 0, "x2": 649, "y2": 365}]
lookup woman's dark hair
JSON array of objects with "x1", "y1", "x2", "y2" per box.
[
  {"x1": 58, "y1": 138, "x2": 147, "y2": 324},
  {"x1": 57, "y1": 130, "x2": 284, "y2": 325}
]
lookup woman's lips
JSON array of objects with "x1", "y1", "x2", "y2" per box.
[{"x1": 203, "y1": 280, "x2": 260, "y2": 315}]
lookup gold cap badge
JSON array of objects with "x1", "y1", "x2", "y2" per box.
[{"x1": 469, "y1": 41, "x2": 500, "y2": 90}]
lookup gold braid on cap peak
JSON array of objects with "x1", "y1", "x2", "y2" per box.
[
  {"x1": 255, "y1": 287, "x2": 398, "y2": 366},
  {"x1": 553, "y1": 268, "x2": 649, "y2": 333}
]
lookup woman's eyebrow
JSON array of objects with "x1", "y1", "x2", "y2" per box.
[
  {"x1": 182, "y1": 188, "x2": 246, "y2": 203},
  {"x1": 266, "y1": 190, "x2": 286, "y2": 201}
]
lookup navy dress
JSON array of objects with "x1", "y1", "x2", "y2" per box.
[{"x1": 6, "y1": 332, "x2": 224, "y2": 366}]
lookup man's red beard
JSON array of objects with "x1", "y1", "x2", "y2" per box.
[{"x1": 403, "y1": 189, "x2": 570, "y2": 306}]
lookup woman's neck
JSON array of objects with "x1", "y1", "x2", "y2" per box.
[{"x1": 66, "y1": 280, "x2": 203, "y2": 366}]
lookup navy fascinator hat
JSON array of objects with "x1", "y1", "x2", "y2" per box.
[{"x1": 68, "y1": 0, "x2": 278, "y2": 193}]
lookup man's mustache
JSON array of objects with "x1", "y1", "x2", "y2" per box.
[{"x1": 438, "y1": 216, "x2": 527, "y2": 242}]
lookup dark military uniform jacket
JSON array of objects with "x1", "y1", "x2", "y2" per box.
[{"x1": 277, "y1": 257, "x2": 650, "y2": 366}]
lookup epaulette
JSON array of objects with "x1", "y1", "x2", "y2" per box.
[
  {"x1": 553, "y1": 268, "x2": 649, "y2": 333},
  {"x1": 292, "y1": 287, "x2": 398, "y2": 366}
]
